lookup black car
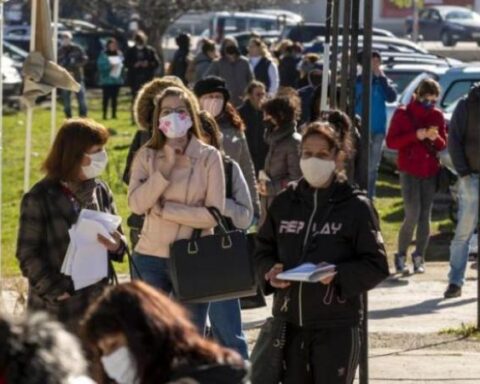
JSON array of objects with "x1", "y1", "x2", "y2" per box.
[
  {"x1": 405, "y1": 6, "x2": 480, "y2": 47},
  {"x1": 280, "y1": 22, "x2": 394, "y2": 44}
]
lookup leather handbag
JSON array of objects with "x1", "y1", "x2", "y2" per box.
[
  {"x1": 169, "y1": 207, "x2": 257, "y2": 303},
  {"x1": 250, "y1": 317, "x2": 287, "y2": 384}
]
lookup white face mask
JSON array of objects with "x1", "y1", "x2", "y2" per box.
[
  {"x1": 101, "y1": 346, "x2": 138, "y2": 384},
  {"x1": 300, "y1": 158, "x2": 336, "y2": 188},
  {"x1": 82, "y1": 149, "x2": 108, "y2": 179},
  {"x1": 201, "y1": 98, "x2": 224, "y2": 117},
  {"x1": 158, "y1": 112, "x2": 192, "y2": 139}
]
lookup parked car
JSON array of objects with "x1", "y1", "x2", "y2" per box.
[
  {"x1": 2, "y1": 55, "x2": 22, "y2": 103},
  {"x1": 227, "y1": 30, "x2": 282, "y2": 55},
  {"x1": 209, "y1": 12, "x2": 296, "y2": 43},
  {"x1": 384, "y1": 65, "x2": 480, "y2": 166},
  {"x1": 3, "y1": 41, "x2": 28, "y2": 71},
  {"x1": 305, "y1": 35, "x2": 429, "y2": 55},
  {"x1": 280, "y1": 22, "x2": 394, "y2": 44},
  {"x1": 383, "y1": 56, "x2": 462, "y2": 95},
  {"x1": 405, "y1": 6, "x2": 480, "y2": 47}
]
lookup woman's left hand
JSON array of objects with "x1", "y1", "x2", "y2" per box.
[
  {"x1": 98, "y1": 231, "x2": 123, "y2": 252},
  {"x1": 319, "y1": 275, "x2": 335, "y2": 285}
]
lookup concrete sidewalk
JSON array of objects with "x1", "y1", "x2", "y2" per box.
[
  {"x1": 242, "y1": 262, "x2": 480, "y2": 383},
  {"x1": 2, "y1": 262, "x2": 480, "y2": 383}
]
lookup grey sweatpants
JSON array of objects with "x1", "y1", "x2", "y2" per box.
[{"x1": 398, "y1": 172, "x2": 437, "y2": 258}]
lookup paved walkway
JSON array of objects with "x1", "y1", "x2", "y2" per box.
[{"x1": 2, "y1": 262, "x2": 480, "y2": 383}]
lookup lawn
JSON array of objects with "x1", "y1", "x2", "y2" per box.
[{"x1": 0, "y1": 91, "x2": 455, "y2": 277}]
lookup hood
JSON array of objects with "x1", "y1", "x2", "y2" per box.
[
  {"x1": 169, "y1": 363, "x2": 249, "y2": 384},
  {"x1": 447, "y1": 19, "x2": 480, "y2": 30},
  {"x1": 265, "y1": 123, "x2": 297, "y2": 145},
  {"x1": 286, "y1": 178, "x2": 363, "y2": 207},
  {"x1": 134, "y1": 77, "x2": 195, "y2": 131},
  {"x1": 220, "y1": 37, "x2": 240, "y2": 57}
]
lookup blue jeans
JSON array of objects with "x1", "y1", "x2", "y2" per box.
[
  {"x1": 449, "y1": 175, "x2": 479, "y2": 286},
  {"x1": 62, "y1": 82, "x2": 88, "y2": 118},
  {"x1": 368, "y1": 134, "x2": 385, "y2": 199},
  {"x1": 209, "y1": 299, "x2": 249, "y2": 360},
  {"x1": 131, "y1": 252, "x2": 210, "y2": 333}
]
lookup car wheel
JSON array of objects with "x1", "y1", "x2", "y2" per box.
[{"x1": 441, "y1": 31, "x2": 455, "y2": 47}]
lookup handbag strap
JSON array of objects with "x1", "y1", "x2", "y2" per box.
[{"x1": 191, "y1": 207, "x2": 230, "y2": 239}]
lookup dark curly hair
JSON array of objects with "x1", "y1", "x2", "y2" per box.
[
  {"x1": 263, "y1": 96, "x2": 298, "y2": 127},
  {"x1": 82, "y1": 281, "x2": 243, "y2": 384}
]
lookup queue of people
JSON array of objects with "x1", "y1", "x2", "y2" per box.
[{"x1": 6, "y1": 30, "x2": 478, "y2": 384}]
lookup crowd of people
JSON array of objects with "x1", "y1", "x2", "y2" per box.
[{"x1": 1, "y1": 29, "x2": 478, "y2": 384}]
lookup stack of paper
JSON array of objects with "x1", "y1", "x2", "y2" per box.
[
  {"x1": 277, "y1": 262, "x2": 337, "y2": 283},
  {"x1": 108, "y1": 56, "x2": 123, "y2": 79},
  {"x1": 61, "y1": 209, "x2": 122, "y2": 290}
]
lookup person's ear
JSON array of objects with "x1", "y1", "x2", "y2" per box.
[{"x1": 335, "y1": 150, "x2": 346, "y2": 171}]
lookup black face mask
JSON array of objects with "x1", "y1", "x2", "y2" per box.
[
  {"x1": 263, "y1": 119, "x2": 276, "y2": 131},
  {"x1": 225, "y1": 46, "x2": 239, "y2": 56}
]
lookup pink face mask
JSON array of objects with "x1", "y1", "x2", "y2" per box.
[{"x1": 158, "y1": 112, "x2": 192, "y2": 139}]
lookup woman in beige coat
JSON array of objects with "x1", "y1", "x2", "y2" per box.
[{"x1": 128, "y1": 85, "x2": 225, "y2": 333}]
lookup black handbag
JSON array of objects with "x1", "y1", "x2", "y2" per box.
[
  {"x1": 250, "y1": 317, "x2": 287, "y2": 384},
  {"x1": 169, "y1": 207, "x2": 257, "y2": 303}
]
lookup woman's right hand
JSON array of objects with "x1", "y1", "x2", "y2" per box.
[{"x1": 265, "y1": 264, "x2": 290, "y2": 289}]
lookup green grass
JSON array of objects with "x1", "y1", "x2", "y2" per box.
[
  {"x1": 1, "y1": 89, "x2": 135, "y2": 276},
  {"x1": 440, "y1": 323, "x2": 480, "y2": 339},
  {"x1": 0, "y1": 93, "x2": 455, "y2": 276}
]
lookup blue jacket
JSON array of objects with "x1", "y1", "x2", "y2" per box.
[{"x1": 355, "y1": 75, "x2": 397, "y2": 136}]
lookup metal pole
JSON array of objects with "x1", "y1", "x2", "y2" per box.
[
  {"x1": 320, "y1": 0, "x2": 333, "y2": 112},
  {"x1": 359, "y1": 0, "x2": 373, "y2": 383},
  {"x1": 339, "y1": 0, "x2": 352, "y2": 111},
  {"x1": 412, "y1": 0, "x2": 419, "y2": 43},
  {"x1": 348, "y1": 0, "x2": 360, "y2": 118},
  {"x1": 50, "y1": 0, "x2": 59, "y2": 144},
  {"x1": 24, "y1": 0, "x2": 37, "y2": 192},
  {"x1": 329, "y1": 0, "x2": 340, "y2": 110},
  {"x1": 0, "y1": 1, "x2": 4, "y2": 310}
]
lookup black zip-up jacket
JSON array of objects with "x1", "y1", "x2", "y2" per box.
[{"x1": 254, "y1": 179, "x2": 390, "y2": 328}]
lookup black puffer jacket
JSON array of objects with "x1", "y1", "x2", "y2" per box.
[{"x1": 255, "y1": 179, "x2": 389, "y2": 328}]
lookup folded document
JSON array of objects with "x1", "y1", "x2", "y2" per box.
[
  {"x1": 277, "y1": 262, "x2": 337, "y2": 283},
  {"x1": 61, "y1": 210, "x2": 122, "y2": 290}
]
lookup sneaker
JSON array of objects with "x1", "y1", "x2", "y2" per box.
[
  {"x1": 413, "y1": 255, "x2": 425, "y2": 274},
  {"x1": 395, "y1": 254, "x2": 410, "y2": 276},
  {"x1": 444, "y1": 284, "x2": 462, "y2": 299}
]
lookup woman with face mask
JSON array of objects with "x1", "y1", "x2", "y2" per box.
[
  {"x1": 16, "y1": 119, "x2": 125, "y2": 332},
  {"x1": 259, "y1": 96, "x2": 302, "y2": 225},
  {"x1": 254, "y1": 122, "x2": 389, "y2": 384},
  {"x1": 194, "y1": 76, "x2": 260, "y2": 221},
  {"x1": 82, "y1": 281, "x2": 249, "y2": 384},
  {"x1": 128, "y1": 86, "x2": 225, "y2": 333},
  {"x1": 386, "y1": 78, "x2": 447, "y2": 276}
]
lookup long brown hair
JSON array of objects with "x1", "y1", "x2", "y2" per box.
[
  {"x1": 220, "y1": 102, "x2": 245, "y2": 132},
  {"x1": 147, "y1": 86, "x2": 203, "y2": 150},
  {"x1": 82, "y1": 281, "x2": 243, "y2": 384},
  {"x1": 42, "y1": 118, "x2": 109, "y2": 181}
]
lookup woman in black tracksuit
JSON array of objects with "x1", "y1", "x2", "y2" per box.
[{"x1": 254, "y1": 121, "x2": 390, "y2": 384}]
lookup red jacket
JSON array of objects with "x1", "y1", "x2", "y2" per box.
[{"x1": 386, "y1": 99, "x2": 447, "y2": 178}]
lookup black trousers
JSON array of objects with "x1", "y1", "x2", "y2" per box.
[
  {"x1": 102, "y1": 85, "x2": 120, "y2": 119},
  {"x1": 283, "y1": 325, "x2": 361, "y2": 384}
]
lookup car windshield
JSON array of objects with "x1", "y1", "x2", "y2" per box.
[
  {"x1": 385, "y1": 72, "x2": 423, "y2": 95},
  {"x1": 445, "y1": 9, "x2": 480, "y2": 21}
]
